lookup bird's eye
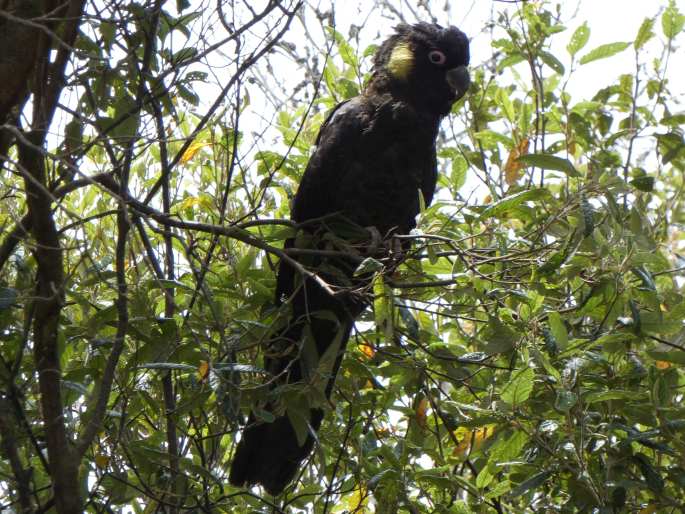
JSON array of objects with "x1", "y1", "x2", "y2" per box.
[{"x1": 428, "y1": 50, "x2": 446, "y2": 65}]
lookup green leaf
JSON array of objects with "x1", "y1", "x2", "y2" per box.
[
  {"x1": 363, "y1": 44, "x2": 379, "y2": 58},
  {"x1": 648, "y1": 350, "x2": 685, "y2": 366},
  {"x1": 111, "y1": 94, "x2": 139, "y2": 141},
  {"x1": 579, "y1": 42, "x2": 630, "y2": 65},
  {"x1": 286, "y1": 403, "x2": 310, "y2": 447},
  {"x1": 630, "y1": 176, "x2": 655, "y2": 192},
  {"x1": 657, "y1": 132, "x2": 685, "y2": 164},
  {"x1": 518, "y1": 154, "x2": 580, "y2": 177},
  {"x1": 451, "y1": 155, "x2": 467, "y2": 192},
  {"x1": 480, "y1": 189, "x2": 549, "y2": 220},
  {"x1": 315, "y1": 326, "x2": 345, "y2": 388},
  {"x1": 64, "y1": 119, "x2": 84, "y2": 150},
  {"x1": 476, "y1": 464, "x2": 494, "y2": 489},
  {"x1": 373, "y1": 275, "x2": 393, "y2": 342},
  {"x1": 253, "y1": 407, "x2": 275, "y2": 423},
  {"x1": 450, "y1": 500, "x2": 476, "y2": 514},
  {"x1": 548, "y1": 311, "x2": 568, "y2": 348},
  {"x1": 447, "y1": 474, "x2": 480, "y2": 496},
  {"x1": 594, "y1": 333, "x2": 638, "y2": 347},
  {"x1": 510, "y1": 470, "x2": 553, "y2": 497},
  {"x1": 662, "y1": 0, "x2": 685, "y2": 39},
  {"x1": 171, "y1": 47, "x2": 198, "y2": 65},
  {"x1": 474, "y1": 129, "x2": 514, "y2": 147},
  {"x1": 416, "y1": 468, "x2": 457, "y2": 489},
  {"x1": 585, "y1": 390, "x2": 643, "y2": 403},
  {"x1": 490, "y1": 430, "x2": 529, "y2": 462},
  {"x1": 498, "y1": 51, "x2": 526, "y2": 71},
  {"x1": 539, "y1": 51, "x2": 565, "y2": 75},
  {"x1": 333, "y1": 29, "x2": 358, "y2": 69},
  {"x1": 538, "y1": 250, "x2": 567, "y2": 276},
  {"x1": 501, "y1": 367, "x2": 535, "y2": 406},
  {"x1": 354, "y1": 257, "x2": 384, "y2": 276},
  {"x1": 634, "y1": 17, "x2": 656, "y2": 50},
  {"x1": 178, "y1": 83, "x2": 199, "y2": 106},
  {"x1": 567, "y1": 22, "x2": 590, "y2": 56},
  {"x1": 482, "y1": 318, "x2": 518, "y2": 353},
  {"x1": 497, "y1": 89, "x2": 515, "y2": 123}
]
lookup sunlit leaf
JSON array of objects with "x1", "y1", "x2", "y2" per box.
[
  {"x1": 480, "y1": 189, "x2": 549, "y2": 220},
  {"x1": 501, "y1": 368, "x2": 535, "y2": 406},
  {"x1": 510, "y1": 470, "x2": 553, "y2": 497},
  {"x1": 180, "y1": 141, "x2": 211, "y2": 164},
  {"x1": 579, "y1": 42, "x2": 630, "y2": 65},
  {"x1": 504, "y1": 138, "x2": 530, "y2": 185},
  {"x1": 198, "y1": 360, "x2": 210, "y2": 381},
  {"x1": 518, "y1": 153, "x2": 580, "y2": 176},
  {"x1": 662, "y1": 0, "x2": 685, "y2": 39},
  {"x1": 635, "y1": 17, "x2": 656, "y2": 50},
  {"x1": 567, "y1": 22, "x2": 590, "y2": 55}
]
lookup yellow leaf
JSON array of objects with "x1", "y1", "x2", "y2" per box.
[
  {"x1": 461, "y1": 319, "x2": 475, "y2": 335},
  {"x1": 453, "y1": 438, "x2": 470, "y2": 456},
  {"x1": 198, "y1": 194, "x2": 215, "y2": 211},
  {"x1": 177, "y1": 196, "x2": 199, "y2": 210},
  {"x1": 350, "y1": 484, "x2": 369, "y2": 513},
  {"x1": 334, "y1": 484, "x2": 370, "y2": 513},
  {"x1": 655, "y1": 361, "x2": 671, "y2": 370},
  {"x1": 416, "y1": 397, "x2": 429, "y2": 428},
  {"x1": 95, "y1": 454, "x2": 110, "y2": 469},
  {"x1": 376, "y1": 427, "x2": 391, "y2": 437},
  {"x1": 180, "y1": 141, "x2": 211, "y2": 164},
  {"x1": 198, "y1": 360, "x2": 210, "y2": 381},
  {"x1": 453, "y1": 425, "x2": 495, "y2": 456},
  {"x1": 504, "y1": 137, "x2": 530, "y2": 185},
  {"x1": 359, "y1": 343, "x2": 375, "y2": 359},
  {"x1": 567, "y1": 138, "x2": 576, "y2": 155}
]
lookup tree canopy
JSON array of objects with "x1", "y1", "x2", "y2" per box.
[{"x1": 1, "y1": 1, "x2": 685, "y2": 512}]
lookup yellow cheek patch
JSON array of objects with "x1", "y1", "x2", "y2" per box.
[{"x1": 387, "y1": 42, "x2": 414, "y2": 80}]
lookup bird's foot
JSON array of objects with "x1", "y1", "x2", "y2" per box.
[
  {"x1": 365, "y1": 226, "x2": 384, "y2": 254},
  {"x1": 390, "y1": 236, "x2": 404, "y2": 255}
]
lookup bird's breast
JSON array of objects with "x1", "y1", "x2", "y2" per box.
[{"x1": 334, "y1": 139, "x2": 435, "y2": 235}]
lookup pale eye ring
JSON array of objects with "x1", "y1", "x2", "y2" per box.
[{"x1": 428, "y1": 50, "x2": 446, "y2": 65}]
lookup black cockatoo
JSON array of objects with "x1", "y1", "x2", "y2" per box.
[{"x1": 229, "y1": 22, "x2": 470, "y2": 494}]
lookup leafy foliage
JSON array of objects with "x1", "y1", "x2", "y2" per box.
[{"x1": 1, "y1": 1, "x2": 685, "y2": 512}]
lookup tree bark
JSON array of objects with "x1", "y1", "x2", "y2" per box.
[
  {"x1": 0, "y1": 1, "x2": 41, "y2": 123},
  {"x1": 8, "y1": 1, "x2": 87, "y2": 511},
  {"x1": 19, "y1": 132, "x2": 82, "y2": 513}
]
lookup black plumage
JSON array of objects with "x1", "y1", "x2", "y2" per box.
[{"x1": 229, "y1": 22, "x2": 470, "y2": 494}]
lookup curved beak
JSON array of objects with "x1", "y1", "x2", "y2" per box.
[{"x1": 446, "y1": 65, "x2": 470, "y2": 100}]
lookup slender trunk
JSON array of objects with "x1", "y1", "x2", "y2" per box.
[{"x1": 19, "y1": 132, "x2": 82, "y2": 513}]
